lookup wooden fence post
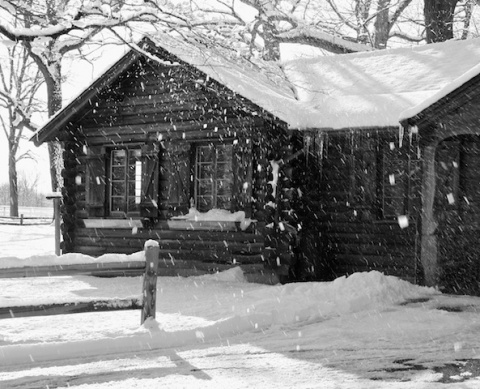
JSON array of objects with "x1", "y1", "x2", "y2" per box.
[
  {"x1": 46, "y1": 193, "x2": 62, "y2": 256},
  {"x1": 141, "y1": 240, "x2": 160, "y2": 324}
]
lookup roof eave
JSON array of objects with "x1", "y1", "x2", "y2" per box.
[{"x1": 400, "y1": 68, "x2": 480, "y2": 131}]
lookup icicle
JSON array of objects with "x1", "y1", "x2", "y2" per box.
[
  {"x1": 398, "y1": 124, "x2": 404, "y2": 148},
  {"x1": 408, "y1": 125, "x2": 418, "y2": 145},
  {"x1": 304, "y1": 134, "x2": 311, "y2": 165}
]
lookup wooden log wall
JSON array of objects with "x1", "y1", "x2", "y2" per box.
[
  {"x1": 73, "y1": 57, "x2": 264, "y2": 146},
  {"x1": 436, "y1": 135, "x2": 480, "y2": 295},
  {"x1": 317, "y1": 129, "x2": 421, "y2": 283},
  {"x1": 72, "y1": 227, "x2": 274, "y2": 282}
]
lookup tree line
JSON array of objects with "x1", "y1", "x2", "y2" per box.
[{"x1": 0, "y1": 177, "x2": 49, "y2": 209}]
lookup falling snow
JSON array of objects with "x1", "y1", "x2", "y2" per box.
[{"x1": 1, "y1": 224, "x2": 480, "y2": 388}]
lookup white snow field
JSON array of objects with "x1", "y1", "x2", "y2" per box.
[{"x1": 1, "y1": 223, "x2": 480, "y2": 388}]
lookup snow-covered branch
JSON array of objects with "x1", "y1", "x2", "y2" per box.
[{"x1": 277, "y1": 26, "x2": 371, "y2": 53}]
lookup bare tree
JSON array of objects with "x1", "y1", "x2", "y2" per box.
[
  {"x1": 0, "y1": 43, "x2": 43, "y2": 217},
  {"x1": 0, "y1": 1, "x2": 193, "y2": 191}
]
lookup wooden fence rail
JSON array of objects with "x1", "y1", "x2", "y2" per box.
[
  {"x1": 0, "y1": 240, "x2": 160, "y2": 325},
  {"x1": 0, "y1": 215, "x2": 53, "y2": 225}
]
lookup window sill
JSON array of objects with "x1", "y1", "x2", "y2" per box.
[
  {"x1": 82, "y1": 219, "x2": 143, "y2": 229},
  {"x1": 167, "y1": 220, "x2": 239, "y2": 231}
]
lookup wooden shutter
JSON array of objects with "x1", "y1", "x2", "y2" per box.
[
  {"x1": 85, "y1": 146, "x2": 106, "y2": 217},
  {"x1": 161, "y1": 142, "x2": 191, "y2": 217},
  {"x1": 140, "y1": 143, "x2": 160, "y2": 218},
  {"x1": 232, "y1": 138, "x2": 253, "y2": 216},
  {"x1": 435, "y1": 139, "x2": 460, "y2": 211},
  {"x1": 382, "y1": 141, "x2": 409, "y2": 218}
]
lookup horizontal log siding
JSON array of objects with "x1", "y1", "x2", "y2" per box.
[
  {"x1": 323, "y1": 221, "x2": 418, "y2": 282},
  {"x1": 318, "y1": 130, "x2": 420, "y2": 283},
  {"x1": 73, "y1": 227, "x2": 270, "y2": 279},
  {"x1": 436, "y1": 136, "x2": 480, "y2": 295},
  {"x1": 71, "y1": 57, "x2": 263, "y2": 146}
]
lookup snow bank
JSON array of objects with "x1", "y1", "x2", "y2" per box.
[
  {"x1": 0, "y1": 251, "x2": 145, "y2": 269},
  {"x1": 0, "y1": 269, "x2": 439, "y2": 367},
  {"x1": 247, "y1": 270, "x2": 439, "y2": 326},
  {"x1": 193, "y1": 266, "x2": 247, "y2": 283}
]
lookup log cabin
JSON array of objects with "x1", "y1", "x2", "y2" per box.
[
  {"x1": 32, "y1": 34, "x2": 310, "y2": 283},
  {"x1": 32, "y1": 34, "x2": 480, "y2": 293}
]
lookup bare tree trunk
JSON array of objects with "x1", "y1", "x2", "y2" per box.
[
  {"x1": 424, "y1": 0, "x2": 459, "y2": 43},
  {"x1": 8, "y1": 150, "x2": 18, "y2": 217},
  {"x1": 374, "y1": 0, "x2": 391, "y2": 49},
  {"x1": 44, "y1": 61, "x2": 64, "y2": 192}
]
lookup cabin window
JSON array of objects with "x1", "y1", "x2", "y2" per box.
[
  {"x1": 380, "y1": 141, "x2": 420, "y2": 219},
  {"x1": 109, "y1": 148, "x2": 143, "y2": 216},
  {"x1": 194, "y1": 143, "x2": 233, "y2": 211}
]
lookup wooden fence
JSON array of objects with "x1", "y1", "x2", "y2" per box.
[
  {"x1": 0, "y1": 241, "x2": 160, "y2": 325},
  {"x1": 0, "y1": 205, "x2": 54, "y2": 225}
]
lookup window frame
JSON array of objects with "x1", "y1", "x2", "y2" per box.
[
  {"x1": 193, "y1": 142, "x2": 234, "y2": 212},
  {"x1": 107, "y1": 146, "x2": 143, "y2": 218}
]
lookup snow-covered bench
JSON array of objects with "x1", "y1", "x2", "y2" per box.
[{"x1": 0, "y1": 241, "x2": 159, "y2": 325}]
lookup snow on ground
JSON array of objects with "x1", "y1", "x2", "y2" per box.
[{"x1": 1, "y1": 224, "x2": 480, "y2": 388}]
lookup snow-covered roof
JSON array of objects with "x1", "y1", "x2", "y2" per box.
[
  {"x1": 145, "y1": 34, "x2": 303, "y2": 125},
  {"x1": 31, "y1": 35, "x2": 480, "y2": 144},
  {"x1": 281, "y1": 37, "x2": 480, "y2": 129}
]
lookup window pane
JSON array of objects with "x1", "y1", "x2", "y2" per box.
[
  {"x1": 131, "y1": 149, "x2": 142, "y2": 159},
  {"x1": 197, "y1": 196, "x2": 213, "y2": 211},
  {"x1": 111, "y1": 197, "x2": 125, "y2": 212},
  {"x1": 112, "y1": 182, "x2": 125, "y2": 196},
  {"x1": 127, "y1": 196, "x2": 139, "y2": 212},
  {"x1": 198, "y1": 164, "x2": 214, "y2": 179},
  {"x1": 127, "y1": 164, "x2": 136, "y2": 180},
  {"x1": 128, "y1": 181, "x2": 136, "y2": 197},
  {"x1": 216, "y1": 196, "x2": 231, "y2": 210},
  {"x1": 197, "y1": 145, "x2": 214, "y2": 162},
  {"x1": 111, "y1": 166, "x2": 124, "y2": 180},
  {"x1": 216, "y1": 179, "x2": 232, "y2": 196},
  {"x1": 112, "y1": 150, "x2": 126, "y2": 166},
  {"x1": 198, "y1": 180, "x2": 213, "y2": 195},
  {"x1": 216, "y1": 145, "x2": 232, "y2": 162},
  {"x1": 216, "y1": 162, "x2": 230, "y2": 179}
]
